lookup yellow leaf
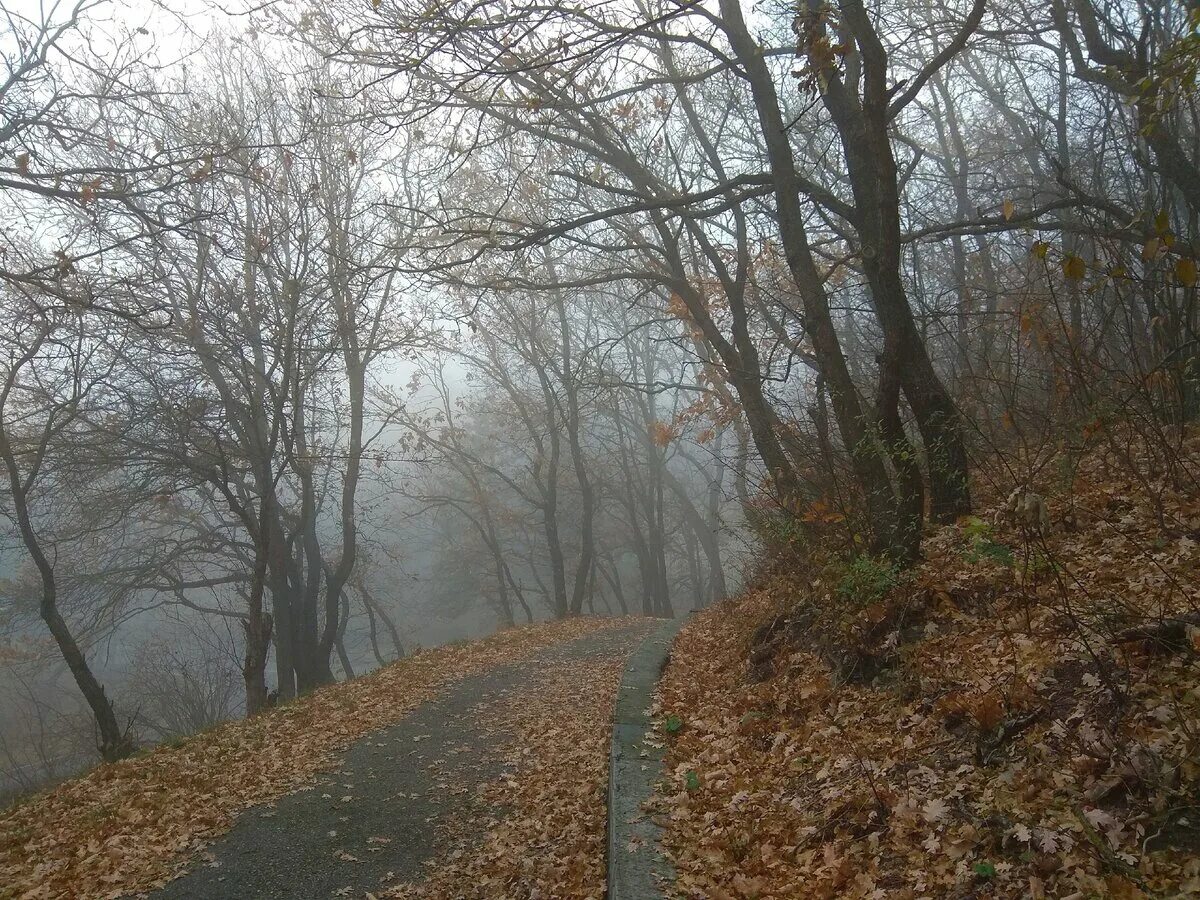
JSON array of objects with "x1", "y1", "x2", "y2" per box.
[
  {"x1": 1176, "y1": 257, "x2": 1197, "y2": 287},
  {"x1": 1062, "y1": 254, "x2": 1085, "y2": 280},
  {"x1": 1002, "y1": 198, "x2": 1014, "y2": 221},
  {"x1": 1143, "y1": 237, "x2": 1160, "y2": 261},
  {"x1": 1031, "y1": 240, "x2": 1049, "y2": 259},
  {"x1": 1155, "y1": 209, "x2": 1170, "y2": 233}
]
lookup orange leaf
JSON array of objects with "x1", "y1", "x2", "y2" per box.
[
  {"x1": 80, "y1": 176, "x2": 102, "y2": 205},
  {"x1": 971, "y1": 693, "x2": 1005, "y2": 732}
]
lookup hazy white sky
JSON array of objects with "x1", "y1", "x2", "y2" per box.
[{"x1": 2, "y1": 0, "x2": 247, "y2": 65}]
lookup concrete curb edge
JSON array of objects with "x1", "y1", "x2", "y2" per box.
[{"x1": 606, "y1": 616, "x2": 686, "y2": 900}]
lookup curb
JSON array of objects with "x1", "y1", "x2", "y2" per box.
[{"x1": 607, "y1": 615, "x2": 686, "y2": 900}]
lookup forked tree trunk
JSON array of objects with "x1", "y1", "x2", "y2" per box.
[
  {"x1": 805, "y1": 0, "x2": 973, "y2": 524},
  {"x1": 718, "y1": 0, "x2": 908, "y2": 556}
]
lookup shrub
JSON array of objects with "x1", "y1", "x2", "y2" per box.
[
  {"x1": 961, "y1": 516, "x2": 1015, "y2": 567},
  {"x1": 835, "y1": 555, "x2": 900, "y2": 605}
]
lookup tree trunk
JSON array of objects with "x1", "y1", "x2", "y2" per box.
[
  {"x1": 808, "y1": 0, "x2": 973, "y2": 523},
  {"x1": 491, "y1": 544, "x2": 517, "y2": 628},
  {"x1": 662, "y1": 462, "x2": 725, "y2": 605},
  {"x1": 242, "y1": 599, "x2": 272, "y2": 716},
  {"x1": 265, "y1": 505, "x2": 298, "y2": 701},
  {"x1": 542, "y1": 493, "x2": 570, "y2": 618},
  {"x1": 361, "y1": 580, "x2": 405, "y2": 659},
  {"x1": 599, "y1": 558, "x2": 629, "y2": 615},
  {"x1": 545, "y1": 261, "x2": 597, "y2": 618},
  {"x1": 875, "y1": 344, "x2": 924, "y2": 562},
  {"x1": 0, "y1": 429, "x2": 132, "y2": 761},
  {"x1": 334, "y1": 590, "x2": 355, "y2": 680},
  {"x1": 718, "y1": 0, "x2": 906, "y2": 554},
  {"x1": 706, "y1": 430, "x2": 728, "y2": 604},
  {"x1": 363, "y1": 593, "x2": 387, "y2": 668}
]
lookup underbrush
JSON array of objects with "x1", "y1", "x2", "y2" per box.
[{"x1": 654, "y1": 440, "x2": 1200, "y2": 898}]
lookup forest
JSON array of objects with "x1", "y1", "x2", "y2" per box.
[{"x1": 0, "y1": 0, "x2": 1198, "y2": 896}]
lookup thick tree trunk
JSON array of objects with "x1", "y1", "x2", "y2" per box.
[
  {"x1": 820, "y1": 0, "x2": 969, "y2": 520},
  {"x1": 265, "y1": 506, "x2": 298, "y2": 701},
  {"x1": 718, "y1": 0, "x2": 906, "y2": 554},
  {"x1": 334, "y1": 590, "x2": 355, "y2": 680},
  {"x1": 242, "y1": 501, "x2": 274, "y2": 715},
  {"x1": 875, "y1": 344, "x2": 924, "y2": 562},
  {"x1": 291, "y1": 418, "x2": 334, "y2": 693},
  {"x1": 811, "y1": 0, "x2": 972, "y2": 523},
  {"x1": 242, "y1": 586, "x2": 273, "y2": 715}
]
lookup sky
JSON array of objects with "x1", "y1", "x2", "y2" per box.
[{"x1": 2, "y1": 0, "x2": 245, "y2": 67}]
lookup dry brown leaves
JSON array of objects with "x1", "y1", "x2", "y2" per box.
[
  {"x1": 654, "y1": 449, "x2": 1200, "y2": 899},
  {"x1": 388, "y1": 625, "x2": 650, "y2": 899},
  {"x1": 0, "y1": 616, "x2": 628, "y2": 900}
]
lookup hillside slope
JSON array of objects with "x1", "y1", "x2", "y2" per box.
[{"x1": 654, "y1": 450, "x2": 1200, "y2": 898}]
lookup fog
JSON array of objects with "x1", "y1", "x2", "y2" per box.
[
  {"x1": 3, "y1": 0, "x2": 1197, "y2": 804},
  {"x1": 0, "y1": 0, "x2": 755, "y2": 793}
]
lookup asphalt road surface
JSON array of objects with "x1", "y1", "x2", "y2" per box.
[{"x1": 145, "y1": 625, "x2": 648, "y2": 900}]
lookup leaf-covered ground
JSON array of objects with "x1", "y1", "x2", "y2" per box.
[
  {"x1": 388, "y1": 624, "x2": 647, "y2": 899},
  {"x1": 0, "y1": 616, "x2": 635, "y2": 900},
  {"x1": 653, "y1": 449, "x2": 1200, "y2": 898}
]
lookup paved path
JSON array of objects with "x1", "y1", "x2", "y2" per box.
[{"x1": 146, "y1": 624, "x2": 649, "y2": 900}]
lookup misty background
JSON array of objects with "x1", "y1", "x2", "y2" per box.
[
  {"x1": 0, "y1": 0, "x2": 757, "y2": 797},
  {"x1": 2, "y1": 0, "x2": 1197, "y2": 803}
]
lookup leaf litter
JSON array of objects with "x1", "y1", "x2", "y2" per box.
[
  {"x1": 653, "y1": 444, "x2": 1200, "y2": 898},
  {"x1": 387, "y1": 625, "x2": 650, "y2": 900},
  {"x1": 0, "y1": 616, "x2": 632, "y2": 900}
]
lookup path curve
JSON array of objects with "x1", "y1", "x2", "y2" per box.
[{"x1": 144, "y1": 624, "x2": 650, "y2": 900}]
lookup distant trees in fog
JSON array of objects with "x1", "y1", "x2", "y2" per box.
[{"x1": 2, "y1": 0, "x2": 1199, "y2": 771}]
